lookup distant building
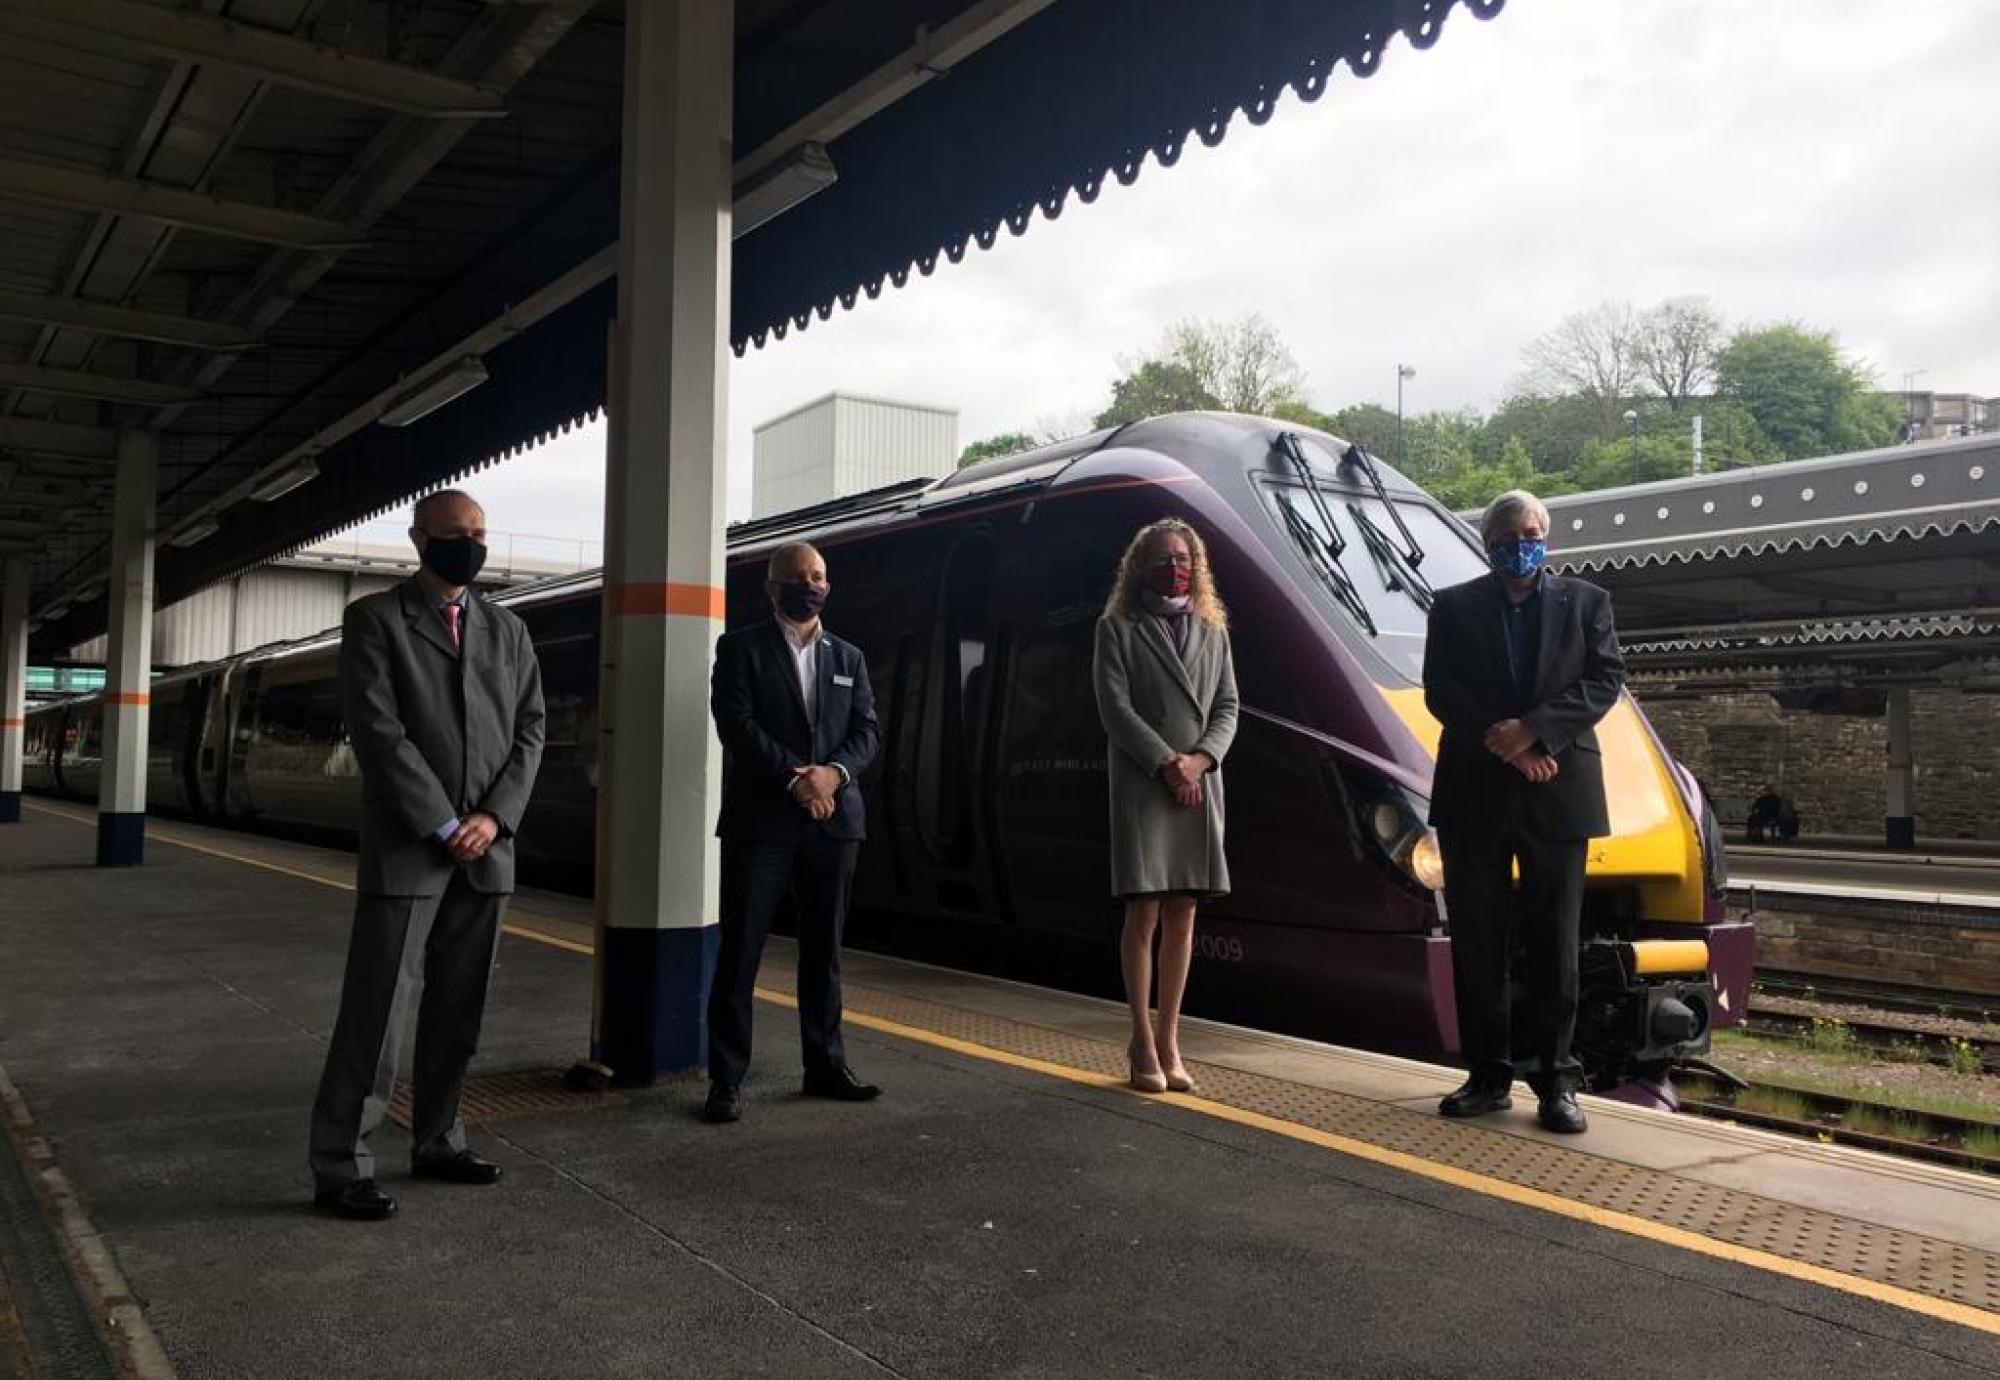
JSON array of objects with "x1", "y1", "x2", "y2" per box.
[
  {"x1": 61, "y1": 538, "x2": 580, "y2": 672},
  {"x1": 1895, "y1": 391, "x2": 1996, "y2": 441},
  {"x1": 752, "y1": 392, "x2": 957, "y2": 518}
]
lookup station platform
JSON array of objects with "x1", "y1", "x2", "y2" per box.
[
  {"x1": 1729, "y1": 840, "x2": 2000, "y2": 911},
  {"x1": 3, "y1": 804, "x2": 1999, "y2": 1379}
]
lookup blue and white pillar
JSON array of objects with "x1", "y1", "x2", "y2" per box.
[
  {"x1": 97, "y1": 428, "x2": 157, "y2": 866},
  {"x1": 590, "y1": 0, "x2": 731, "y2": 1083}
]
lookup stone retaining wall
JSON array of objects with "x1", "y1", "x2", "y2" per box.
[{"x1": 1643, "y1": 689, "x2": 2000, "y2": 841}]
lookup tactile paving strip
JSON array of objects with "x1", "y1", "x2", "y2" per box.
[
  {"x1": 834, "y1": 980, "x2": 2000, "y2": 1316},
  {"x1": 386, "y1": 1070, "x2": 625, "y2": 1129}
]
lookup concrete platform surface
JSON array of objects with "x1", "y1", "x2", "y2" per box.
[{"x1": 4, "y1": 804, "x2": 2000, "y2": 1380}]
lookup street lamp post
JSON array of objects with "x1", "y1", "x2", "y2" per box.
[
  {"x1": 1395, "y1": 363, "x2": 1416, "y2": 467},
  {"x1": 1623, "y1": 407, "x2": 1641, "y2": 484}
]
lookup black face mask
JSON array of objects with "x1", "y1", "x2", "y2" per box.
[
  {"x1": 774, "y1": 580, "x2": 828, "y2": 622},
  {"x1": 421, "y1": 534, "x2": 487, "y2": 587}
]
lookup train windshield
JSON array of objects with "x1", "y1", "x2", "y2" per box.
[{"x1": 1263, "y1": 481, "x2": 1489, "y2": 681}]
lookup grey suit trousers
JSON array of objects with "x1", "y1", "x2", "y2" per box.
[{"x1": 308, "y1": 873, "x2": 506, "y2": 1189}]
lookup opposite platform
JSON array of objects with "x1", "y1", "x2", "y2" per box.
[{"x1": 2, "y1": 805, "x2": 1998, "y2": 1379}]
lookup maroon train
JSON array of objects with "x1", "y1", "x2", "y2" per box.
[{"x1": 23, "y1": 413, "x2": 1749, "y2": 1088}]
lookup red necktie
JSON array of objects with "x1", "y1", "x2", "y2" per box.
[{"x1": 442, "y1": 602, "x2": 462, "y2": 649}]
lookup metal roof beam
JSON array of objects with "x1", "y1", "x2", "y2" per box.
[
  {"x1": 1758, "y1": 572, "x2": 1898, "y2": 607},
  {"x1": 734, "y1": 0, "x2": 1064, "y2": 185},
  {"x1": 0, "y1": 288, "x2": 260, "y2": 352},
  {"x1": 0, "y1": 156, "x2": 366, "y2": 252},
  {"x1": 0, "y1": 418, "x2": 119, "y2": 461},
  {"x1": 0, "y1": 362, "x2": 202, "y2": 408},
  {"x1": 10, "y1": 0, "x2": 509, "y2": 120}
]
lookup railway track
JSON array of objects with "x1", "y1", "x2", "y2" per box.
[
  {"x1": 1742, "y1": 1005, "x2": 2000, "y2": 1075},
  {"x1": 1753, "y1": 970, "x2": 1998, "y2": 1023},
  {"x1": 1676, "y1": 1071, "x2": 2000, "y2": 1176}
]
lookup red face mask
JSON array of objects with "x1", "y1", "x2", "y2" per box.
[{"x1": 1146, "y1": 561, "x2": 1192, "y2": 598}]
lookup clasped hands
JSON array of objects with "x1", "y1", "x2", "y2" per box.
[
  {"x1": 445, "y1": 811, "x2": 500, "y2": 863},
  {"x1": 789, "y1": 763, "x2": 843, "y2": 822},
  {"x1": 1484, "y1": 718, "x2": 1558, "y2": 784},
  {"x1": 1156, "y1": 751, "x2": 1212, "y2": 809}
]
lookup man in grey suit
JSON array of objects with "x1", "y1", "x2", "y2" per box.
[{"x1": 309, "y1": 489, "x2": 545, "y2": 1220}]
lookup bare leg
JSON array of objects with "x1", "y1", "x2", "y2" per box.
[
  {"x1": 1154, "y1": 898, "x2": 1197, "y2": 1082},
  {"x1": 1120, "y1": 899, "x2": 1163, "y2": 1076}
]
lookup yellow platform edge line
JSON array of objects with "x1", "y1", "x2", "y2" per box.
[{"x1": 22, "y1": 802, "x2": 1998, "y2": 1336}]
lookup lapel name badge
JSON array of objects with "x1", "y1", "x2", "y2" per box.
[{"x1": 832, "y1": 673, "x2": 855, "y2": 687}]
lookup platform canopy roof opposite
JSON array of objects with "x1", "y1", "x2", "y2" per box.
[
  {"x1": 0, "y1": 0, "x2": 1506, "y2": 658},
  {"x1": 1533, "y1": 434, "x2": 2000, "y2": 691}
]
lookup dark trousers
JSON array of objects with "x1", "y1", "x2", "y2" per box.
[
  {"x1": 308, "y1": 872, "x2": 505, "y2": 1188},
  {"x1": 1439, "y1": 827, "x2": 1586, "y2": 1094},
  {"x1": 707, "y1": 834, "x2": 859, "y2": 1089}
]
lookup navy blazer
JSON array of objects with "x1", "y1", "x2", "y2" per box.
[
  {"x1": 710, "y1": 619, "x2": 881, "y2": 842},
  {"x1": 1421, "y1": 572, "x2": 1625, "y2": 842}
]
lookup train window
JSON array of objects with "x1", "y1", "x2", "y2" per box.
[
  {"x1": 1262, "y1": 482, "x2": 1487, "y2": 681},
  {"x1": 917, "y1": 531, "x2": 994, "y2": 866}
]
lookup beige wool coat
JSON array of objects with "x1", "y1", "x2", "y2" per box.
[{"x1": 1092, "y1": 612, "x2": 1240, "y2": 899}]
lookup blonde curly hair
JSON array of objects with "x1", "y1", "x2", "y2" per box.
[{"x1": 1103, "y1": 517, "x2": 1229, "y2": 629}]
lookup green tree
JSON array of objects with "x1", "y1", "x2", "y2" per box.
[
  {"x1": 1094, "y1": 314, "x2": 1305, "y2": 427},
  {"x1": 1483, "y1": 393, "x2": 1602, "y2": 477},
  {"x1": 957, "y1": 432, "x2": 1038, "y2": 468},
  {"x1": 1320, "y1": 403, "x2": 1401, "y2": 459},
  {"x1": 1092, "y1": 359, "x2": 1218, "y2": 428},
  {"x1": 1713, "y1": 323, "x2": 1893, "y2": 459}
]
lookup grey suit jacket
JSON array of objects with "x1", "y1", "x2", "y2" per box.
[
  {"x1": 1091, "y1": 612, "x2": 1239, "y2": 898},
  {"x1": 339, "y1": 578, "x2": 546, "y2": 896}
]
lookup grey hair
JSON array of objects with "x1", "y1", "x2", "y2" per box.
[
  {"x1": 1480, "y1": 489, "x2": 1551, "y2": 543},
  {"x1": 767, "y1": 540, "x2": 821, "y2": 579},
  {"x1": 412, "y1": 488, "x2": 479, "y2": 528}
]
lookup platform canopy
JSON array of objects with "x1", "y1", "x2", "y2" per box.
[
  {"x1": 0, "y1": 0, "x2": 1504, "y2": 657},
  {"x1": 1538, "y1": 434, "x2": 2000, "y2": 695}
]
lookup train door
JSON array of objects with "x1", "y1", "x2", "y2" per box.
[
  {"x1": 905, "y1": 527, "x2": 1013, "y2": 919},
  {"x1": 223, "y1": 662, "x2": 263, "y2": 820},
  {"x1": 187, "y1": 669, "x2": 228, "y2": 817}
]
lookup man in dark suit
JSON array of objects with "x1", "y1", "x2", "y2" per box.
[
  {"x1": 704, "y1": 540, "x2": 882, "y2": 1123},
  {"x1": 309, "y1": 489, "x2": 545, "y2": 1218},
  {"x1": 1422, "y1": 489, "x2": 1624, "y2": 1134}
]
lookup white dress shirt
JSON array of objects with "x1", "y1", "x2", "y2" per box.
[{"x1": 781, "y1": 617, "x2": 822, "y2": 723}]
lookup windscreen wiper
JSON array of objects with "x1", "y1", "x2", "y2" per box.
[
  {"x1": 1277, "y1": 432, "x2": 1346, "y2": 557},
  {"x1": 1348, "y1": 501, "x2": 1434, "y2": 611},
  {"x1": 1340, "y1": 442, "x2": 1428, "y2": 572},
  {"x1": 1275, "y1": 490, "x2": 1377, "y2": 636}
]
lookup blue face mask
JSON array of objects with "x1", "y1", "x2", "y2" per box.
[{"x1": 1486, "y1": 537, "x2": 1548, "y2": 579}]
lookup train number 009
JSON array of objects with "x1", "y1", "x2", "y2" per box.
[{"x1": 1196, "y1": 935, "x2": 1245, "y2": 963}]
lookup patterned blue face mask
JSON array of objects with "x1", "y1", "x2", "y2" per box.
[{"x1": 1486, "y1": 537, "x2": 1548, "y2": 579}]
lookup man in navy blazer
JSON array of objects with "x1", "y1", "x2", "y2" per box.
[
  {"x1": 1423, "y1": 489, "x2": 1624, "y2": 1135},
  {"x1": 704, "y1": 540, "x2": 881, "y2": 1122}
]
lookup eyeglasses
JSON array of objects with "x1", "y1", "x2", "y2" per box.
[{"x1": 1150, "y1": 553, "x2": 1192, "y2": 568}]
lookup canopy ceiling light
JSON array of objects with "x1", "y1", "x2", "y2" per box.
[
  {"x1": 377, "y1": 356, "x2": 490, "y2": 428},
  {"x1": 167, "y1": 517, "x2": 222, "y2": 548},
  {"x1": 248, "y1": 456, "x2": 320, "y2": 502},
  {"x1": 734, "y1": 142, "x2": 837, "y2": 237}
]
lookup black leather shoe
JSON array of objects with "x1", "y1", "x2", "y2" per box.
[
  {"x1": 1439, "y1": 1077, "x2": 1513, "y2": 1119},
  {"x1": 802, "y1": 1066, "x2": 881, "y2": 1102},
  {"x1": 1538, "y1": 1091, "x2": 1588, "y2": 1134},
  {"x1": 703, "y1": 1083, "x2": 741, "y2": 1123},
  {"x1": 411, "y1": 1150, "x2": 502, "y2": 1185},
  {"x1": 313, "y1": 1178, "x2": 397, "y2": 1221}
]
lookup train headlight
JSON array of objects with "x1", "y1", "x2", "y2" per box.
[
  {"x1": 1345, "y1": 769, "x2": 1444, "y2": 894},
  {"x1": 1405, "y1": 831, "x2": 1445, "y2": 891}
]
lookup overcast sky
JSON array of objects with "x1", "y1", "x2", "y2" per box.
[{"x1": 346, "y1": 0, "x2": 1999, "y2": 562}]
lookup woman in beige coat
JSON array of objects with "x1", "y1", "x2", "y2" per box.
[{"x1": 1092, "y1": 518, "x2": 1238, "y2": 1093}]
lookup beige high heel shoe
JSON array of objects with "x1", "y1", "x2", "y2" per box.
[
  {"x1": 1162, "y1": 1065, "x2": 1196, "y2": 1094},
  {"x1": 1128, "y1": 1046, "x2": 1168, "y2": 1093}
]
